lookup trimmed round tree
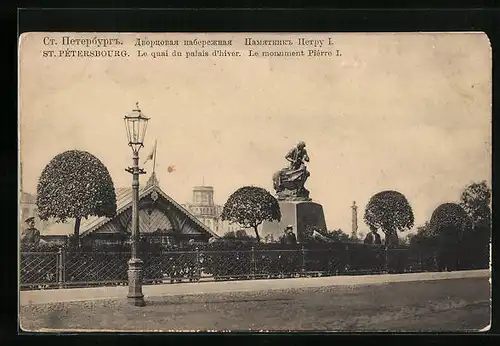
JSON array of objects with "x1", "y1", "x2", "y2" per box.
[
  {"x1": 429, "y1": 203, "x2": 470, "y2": 271},
  {"x1": 460, "y1": 181, "x2": 491, "y2": 231},
  {"x1": 429, "y1": 203, "x2": 470, "y2": 243},
  {"x1": 364, "y1": 190, "x2": 414, "y2": 245},
  {"x1": 220, "y1": 186, "x2": 281, "y2": 242},
  {"x1": 36, "y1": 150, "x2": 117, "y2": 247},
  {"x1": 459, "y1": 181, "x2": 490, "y2": 268}
]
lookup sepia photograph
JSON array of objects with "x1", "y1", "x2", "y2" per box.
[{"x1": 18, "y1": 32, "x2": 491, "y2": 332}]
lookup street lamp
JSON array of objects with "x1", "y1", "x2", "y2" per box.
[{"x1": 124, "y1": 102, "x2": 149, "y2": 307}]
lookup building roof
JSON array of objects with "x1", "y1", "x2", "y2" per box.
[
  {"x1": 40, "y1": 183, "x2": 219, "y2": 238},
  {"x1": 78, "y1": 186, "x2": 143, "y2": 236}
]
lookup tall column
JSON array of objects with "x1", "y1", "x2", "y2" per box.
[{"x1": 351, "y1": 201, "x2": 358, "y2": 238}]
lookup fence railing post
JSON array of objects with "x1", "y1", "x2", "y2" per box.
[
  {"x1": 301, "y1": 245, "x2": 306, "y2": 277},
  {"x1": 57, "y1": 247, "x2": 65, "y2": 289},
  {"x1": 251, "y1": 246, "x2": 255, "y2": 279}
]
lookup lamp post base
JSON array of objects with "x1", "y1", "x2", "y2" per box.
[{"x1": 127, "y1": 258, "x2": 146, "y2": 307}]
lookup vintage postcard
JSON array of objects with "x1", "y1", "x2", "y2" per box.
[{"x1": 18, "y1": 32, "x2": 491, "y2": 332}]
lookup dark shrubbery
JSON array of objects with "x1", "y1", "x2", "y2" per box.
[{"x1": 20, "y1": 243, "x2": 63, "y2": 253}]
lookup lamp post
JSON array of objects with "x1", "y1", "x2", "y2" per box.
[{"x1": 124, "y1": 102, "x2": 149, "y2": 307}]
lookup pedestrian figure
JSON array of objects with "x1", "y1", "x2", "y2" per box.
[
  {"x1": 281, "y1": 225, "x2": 297, "y2": 245},
  {"x1": 21, "y1": 217, "x2": 40, "y2": 246},
  {"x1": 364, "y1": 226, "x2": 382, "y2": 245}
]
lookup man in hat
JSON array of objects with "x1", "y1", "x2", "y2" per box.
[
  {"x1": 281, "y1": 225, "x2": 297, "y2": 245},
  {"x1": 21, "y1": 217, "x2": 40, "y2": 245},
  {"x1": 364, "y1": 225, "x2": 382, "y2": 245}
]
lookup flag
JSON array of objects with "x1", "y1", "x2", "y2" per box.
[{"x1": 144, "y1": 141, "x2": 157, "y2": 164}]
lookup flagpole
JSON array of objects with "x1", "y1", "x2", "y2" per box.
[{"x1": 153, "y1": 140, "x2": 157, "y2": 174}]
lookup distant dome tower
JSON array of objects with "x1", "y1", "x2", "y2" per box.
[
  {"x1": 189, "y1": 185, "x2": 218, "y2": 232},
  {"x1": 182, "y1": 184, "x2": 239, "y2": 236},
  {"x1": 193, "y1": 186, "x2": 215, "y2": 206}
]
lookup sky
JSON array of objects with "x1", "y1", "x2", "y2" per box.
[{"x1": 19, "y1": 32, "x2": 492, "y2": 235}]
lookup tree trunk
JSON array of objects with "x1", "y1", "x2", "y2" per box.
[
  {"x1": 392, "y1": 232, "x2": 399, "y2": 245},
  {"x1": 383, "y1": 229, "x2": 399, "y2": 246},
  {"x1": 384, "y1": 230, "x2": 399, "y2": 246},
  {"x1": 253, "y1": 226, "x2": 261, "y2": 243},
  {"x1": 74, "y1": 217, "x2": 81, "y2": 249}
]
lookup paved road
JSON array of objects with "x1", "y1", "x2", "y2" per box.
[
  {"x1": 19, "y1": 271, "x2": 490, "y2": 332},
  {"x1": 20, "y1": 269, "x2": 490, "y2": 306}
]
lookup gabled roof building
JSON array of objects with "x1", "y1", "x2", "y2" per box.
[{"x1": 38, "y1": 173, "x2": 218, "y2": 245}]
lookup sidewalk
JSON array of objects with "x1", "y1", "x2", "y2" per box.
[{"x1": 20, "y1": 269, "x2": 490, "y2": 306}]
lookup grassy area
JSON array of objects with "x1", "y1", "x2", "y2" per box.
[{"x1": 20, "y1": 277, "x2": 490, "y2": 332}]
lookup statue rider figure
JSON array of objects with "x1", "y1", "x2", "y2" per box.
[
  {"x1": 286, "y1": 141, "x2": 310, "y2": 170},
  {"x1": 273, "y1": 141, "x2": 311, "y2": 200}
]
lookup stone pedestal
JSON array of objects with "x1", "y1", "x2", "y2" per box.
[
  {"x1": 262, "y1": 200, "x2": 327, "y2": 243},
  {"x1": 127, "y1": 258, "x2": 146, "y2": 307}
]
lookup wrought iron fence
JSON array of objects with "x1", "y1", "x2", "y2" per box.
[
  {"x1": 20, "y1": 251, "x2": 59, "y2": 289},
  {"x1": 20, "y1": 246, "x2": 439, "y2": 290},
  {"x1": 254, "y1": 248, "x2": 302, "y2": 278},
  {"x1": 203, "y1": 249, "x2": 254, "y2": 280},
  {"x1": 64, "y1": 251, "x2": 129, "y2": 287},
  {"x1": 142, "y1": 251, "x2": 200, "y2": 284}
]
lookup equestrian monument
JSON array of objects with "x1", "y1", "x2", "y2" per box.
[{"x1": 262, "y1": 141, "x2": 327, "y2": 243}]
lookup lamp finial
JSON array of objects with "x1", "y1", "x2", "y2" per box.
[{"x1": 136, "y1": 102, "x2": 140, "y2": 110}]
